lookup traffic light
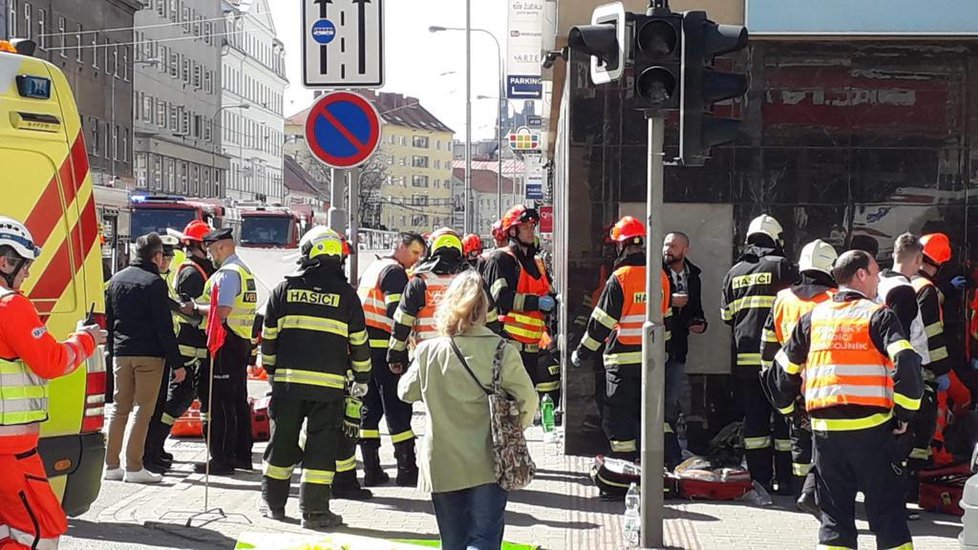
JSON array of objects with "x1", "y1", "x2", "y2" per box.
[
  {"x1": 632, "y1": 9, "x2": 682, "y2": 108},
  {"x1": 568, "y1": 2, "x2": 626, "y2": 84},
  {"x1": 678, "y1": 11, "x2": 749, "y2": 166}
]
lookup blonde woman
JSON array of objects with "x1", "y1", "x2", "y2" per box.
[{"x1": 398, "y1": 270, "x2": 538, "y2": 550}]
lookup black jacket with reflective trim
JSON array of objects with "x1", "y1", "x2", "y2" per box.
[
  {"x1": 175, "y1": 255, "x2": 215, "y2": 356},
  {"x1": 262, "y1": 265, "x2": 370, "y2": 402}
]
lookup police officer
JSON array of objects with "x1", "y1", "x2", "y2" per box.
[
  {"x1": 760, "y1": 239, "x2": 837, "y2": 514},
  {"x1": 484, "y1": 205, "x2": 559, "y2": 405},
  {"x1": 144, "y1": 221, "x2": 215, "y2": 472},
  {"x1": 260, "y1": 227, "x2": 371, "y2": 528},
  {"x1": 193, "y1": 227, "x2": 257, "y2": 475},
  {"x1": 388, "y1": 228, "x2": 475, "y2": 486},
  {"x1": 770, "y1": 250, "x2": 923, "y2": 550},
  {"x1": 356, "y1": 232, "x2": 426, "y2": 487},
  {"x1": 571, "y1": 217, "x2": 672, "y2": 462},
  {"x1": 720, "y1": 214, "x2": 796, "y2": 491}
]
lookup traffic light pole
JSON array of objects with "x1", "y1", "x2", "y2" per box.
[{"x1": 641, "y1": 113, "x2": 666, "y2": 549}]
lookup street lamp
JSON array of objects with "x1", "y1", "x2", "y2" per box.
[{"x1": 213, "y1": 104, "x2": 250, "y2": 198}]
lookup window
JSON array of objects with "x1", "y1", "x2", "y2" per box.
[
  {"x1": 104, "y1": 122, "x2": 111, "y2": 158},
  {"x1": 89, "y1": 117, "x2": 99, "y2": 157},
  {"x1": 204, "y1": 120, "x2": 212, "y2": 142},
  {"x1": 204, "y1": 22, "x2": 212, "y2": 45},
  {"x1": 112, "y1": 46, "x2": 119, "y2": 77},
  {"x1": 91, "y1": 34, "x2": 99, "y2": 69},
  {"x1": 157, "y1": 0, "x2": 166, "y2": 17},
  {"x1": 180, "y1": 107, "x2": 190, "y2": 135},
  {"x1": 413, "y1": 136, "x2": 429, "y2": 148},
  {"x1": 36, "y1": 8, "x2": 45, "y2": 49},
  {"x1": 169, "y1": 52, "x2": 179, "y2": 78},
  {"x1": 412, "y1": 194, "x2": 428, "y2": 206},
  {"x1": 142, "y1": 95, "x2": 153, "y2": 123},
  {"x1": 412, "y1": 156, "x2": 429, "y2": 168},
  {"x1": 411, "y1": 175, "x2": 429, "y2": 188},
  {"x1": 157, "y1": 99, "x2": 166, "y2": 127},
  {"x1": 193, "y1": 115, "x2": 201, "y2": 138},
  {"x1": 104, "y1": 39, "x2": 111, "y2": 74},
  {"x1": 182, "y1": 57, "x2": 190, "y2": 84},
  {"x1": 112, "y1": 125, "x2": 119, "y2": 160},
  {"x1": 182, "y1": 7, "x2": 190, "y2": 32},
  {"x1": 193, "y1": 63, "x2": 201, "y2": 89},
  {"x1": 204, "y1": 70, "x2": 212, "y2": 94},
  {"x1": 193, "y1": 15, "x2": 201, "y2": 37},
  {"x1": 7, "y1": 3, "x2": 15, "y2": 38},
  {"x1": 399, "y1": 157, "x2": 406, "y2": 166},
  {"x1": 122, "y1": 47, "x2": 129, "y2": 81},
  {"x1": 57, "y1": 17, "x2": 65, "y2": 57},
  {"x1": 24, "y1": 3, "x2": 31, "y2": 40},
  {"x1": 434, "y1": 159, "x2": 440, "y2": 169},
  {"x1": 169, "y1": 104, "x2": 178, "y2": 131},
  {"x1": 412, "y1": 215, "x2": 428, "y2": 226},
  {"x1": 169, "y1": 0, "x2": 178, "y2": 22},
  {"x1": 75, "y1": 25, "x2": 82, "y2": 62},
  {"x1": 436, "y1": 140, "x2": 441, "y2": 149}
]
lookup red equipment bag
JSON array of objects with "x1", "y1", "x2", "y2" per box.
[
  {"x1": 589, "y1": 455, "x2": 678, "y2": 501},
  {"x1": 918, "y1": 462, "x2": 971, "y2": 516},
  {"x1": 171, "y1": 400, "x2": 204, "y2": 438},
  {"x1": 674, "y1": 457, "x2": 753, "y2": 501},
  {"x1": 251, "y1": 395, "x2": 271, "y2": 442}
]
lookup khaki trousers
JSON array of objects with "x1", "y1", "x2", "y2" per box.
[{"x1": 105, "y1": 356, "x2": 164, "y2": 471}]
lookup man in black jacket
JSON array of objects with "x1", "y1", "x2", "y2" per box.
[{"x1": 104, "y1": 233, "x2": 184, "y2": 484}]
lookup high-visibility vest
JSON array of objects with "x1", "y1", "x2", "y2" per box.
[
  {"x1": 772, "y1": 288, "x2": 833, "y2": 344},
  {"x1": 200, "y1": 262, "x2": 257, "y2": 339},
  {"x1": 414, "y1": 272, "x2": 456, "y2": 342},
  {"x1": 805, "y1": 299, "x2": 894, "y2": 411},
  {"x1": 878, "y1": 275, "x2": 930, "y2": 363},
  {"x1": 613, "y1": 265, "x2": 671, "y2": 346},
  {"x1": 357, "y1": 257, "x2": 400, "y2": 333},
  {"x1": 502, "y1": 253, "x2": 552, "y2": 344},
  {"x1": 912, "y1": 276, "x2": 945, "y2": 321},
  {"x1": 0, "y1": 289, "x2": 49, "y2": 427}
]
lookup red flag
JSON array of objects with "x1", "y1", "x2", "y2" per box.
[{"x1": 206, "y1": 282, "x2": 226, "y2": 354}]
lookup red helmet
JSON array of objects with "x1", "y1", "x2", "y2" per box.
[
  {"x1": 920, "y1": 233, "x2": 951, "y2": 265},
  {"x1": 500, "y1": 205, "x2": 539, "y2": 234},
  {"x1": 182, "y1": 220, "x2": 211, "y2": 244},
  {"x1": 462, "y1": 233, "x2": 484, "y2": 257},
  {"x1": 610, "y1": 216, "x2": 645, "y2": 244},
  {"x1": 490, "y1": 220, "x2": 504, "y2": 241}
]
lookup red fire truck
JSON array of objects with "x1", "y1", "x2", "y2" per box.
[{"x1": 129, "y1": 194, "x2": 227, "y2": 239}]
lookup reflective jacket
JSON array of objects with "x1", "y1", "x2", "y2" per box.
[
  {"x1": 760, "y1": 275, "x2": 835, "y2": 371},
  {"x1": 878, "y1": 270, "x2": 929, "y2": 364},
  {"x1": 912, "y1": 273, "x2": 950, "y2": 376},
  {"x1": 173, "y1": 255, "x2": 214, "y2": 361},
  {"x1": 261, "y1": 265, "x2": 370, "y2": 402},
  {"x1": 720, "y1": 245, "x2": 796, "y2": 373},
  {"x1": 771, "y1": 290, "x2": 924, "y2": 432},
  {"x1": 484, "y1": 246, "x2": 553, "y2": 348},
  {"x1": 575, "y1": 253, "x2": 671, "y2": 368},
  {"x1": 0, "y1": 288, "x2": 96, "y2": 452},
  {"x1": 357, "y1": 257, "x2": 407, "y2": 348},
  {"x1": 200, "y1": 261, "x2": 258, "y2": 340}
]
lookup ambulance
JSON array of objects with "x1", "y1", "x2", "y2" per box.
[{"x1": 0, "y1": 41, "x2": 107, "y2": 515}]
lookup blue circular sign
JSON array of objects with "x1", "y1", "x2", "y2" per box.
[{"x1": 311, "y1": 19, "x2": 336, "y2": 45}]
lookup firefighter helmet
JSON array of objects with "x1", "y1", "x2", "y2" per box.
[
  {"x1": 490, "y1": 220, "x2": 504, "y2": 241},
  {"x1": 610, "y1": 216, "x2": 646, "y2": 245},
  {"x1": 428, "y1": 227, "x2": 463, "y2": 255},
  {"x1": 300, "y1": 226, "x2": 344, "y2": 261},
  {"x1": 920, "y1": 233, "x2": 952, "y2": 265},
  {"x1": 182, "y1": 220, "x2": 211, "y2": 244},
  {"x1": 798, "y1": 239, "x2": 837, "y2": 276},
  {"x1": 0, "y1": 216, "x2": 41, "y2": 260},
  {"x1": 462, "y1": 233, "x2": 484, "y2": 257},
  {"x1": 500, "y1": 205, "x2": 540, "y2": 234},
  {"x1": 746, "y1": 214, "x2": 783, "y2": 245}
]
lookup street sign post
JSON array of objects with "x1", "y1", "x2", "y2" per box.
[
  {"x1": 304, "y1": 91, "x2": 382, "y2": 169},
  {"x1": 303, "y1": 0, "x2": 384, "y2": 88}
]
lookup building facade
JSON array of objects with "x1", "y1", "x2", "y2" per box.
[
  {"x1": 7, "y1": 0, "x2": 141, "y2": 187},
  {"x1": 132, "y1": 0, "x2": 226, "y2": 197},
  {"x1": 451, "y1": 168, "x2": 516, "y2": 237},
  {"x1": 221, "y1": 0, "x2": 286, "y2": 205}
]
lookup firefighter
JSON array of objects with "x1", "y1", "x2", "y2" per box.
[
  {"x1": 0, "y1": 216, "x2": 105, "y2": 548},
  {"x1": 388, "y1": 228, "x2": 477, "y2": 486},
  {"x1": 760, "y1": 238, "x2": 837, "y2": 514},
  {"x1": 720, "y1": 214, "x2": 797, "y2": 492},
  {"x1": 356, "y1": 232, "x2": 426, "y2": 487},
  {"x1": 193, "y1": 227, "x2": 257, "y2": 475},
  {"x1": 490, "y1": 220, "x2": 507, "y2": 249},
  {"x1": 462, "y1": 233, "x2": 484, "y2": 270},
  {"x1": 914, "y1": 233, "x2": 955, "y2": 466},
  {"x1": 260, "y1": 226, "x2": 371, "y2": 528},
  {"x1": 483, "y1": 205, "x2": 559, "y2": 405},
  {"x1": 770, "y1": 250, "x2": 922, "y2": 550},
  {"x1": 144, "y1": 220, "x2": 215, "y2": 472},
  {"x1": 571, "y1": 216, "x2": 672, "y2": 462}
]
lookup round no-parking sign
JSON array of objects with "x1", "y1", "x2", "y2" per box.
[{"x1": 304, "y1": 91, "x2": 382, "y2": 169}]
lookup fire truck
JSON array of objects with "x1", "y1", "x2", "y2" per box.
[
  {"x1": 129, "y1": 194, "x2": 227, "y2": 239},
  {"x1": 238, "y1": 204, "x2": 303, "y2": 248}
]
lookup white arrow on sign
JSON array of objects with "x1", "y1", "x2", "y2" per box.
[{"x1": 303, "y1": 0, "x2": 384, "y2": 88}]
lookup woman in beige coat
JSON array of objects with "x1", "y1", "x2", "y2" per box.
[{"x1": 398, "y1": 270, "x2": 538, "y2": 550}]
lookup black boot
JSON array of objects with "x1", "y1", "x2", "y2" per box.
[
  {"x1": 360, "y1": 442, "x2": 389, "y2": 487},
  {"x1": 262, "y1": 477, "x2": 290, "y2": 521},
  {"x1": 301, "y1": 511, "x2": 344, "y2": 530},
  {"x1": 796, "y1": 471, "x2": 819, "y2": 518},
  {"x1": 394, "y1": 440, "x2": 419, "y2": 487},
  {"x1": 331, "y1": 470, "x2": 373, "y2": 500}
]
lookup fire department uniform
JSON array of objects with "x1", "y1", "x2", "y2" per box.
[
  {"x1": 356, "y1": 256, "x2": 413, "y2": 486},
  {"x1": 260, "y1": 236, "x2": 371, "y2": 525},
  {"x1": 484, "y1": 247, "x2": 559, "y2": 405},
  {"x1": 771, "y1": 290, "x2": 922, "y2": 550},
  {"x1": 575, "y1": 252, "x2": 672, "y2": 460},
  {"x1": 721, "y1": 241, "x2": 796, "y2": 487},
  {"x1": 760, "y1": 273, "x2": 835, "y2": 495},
  {"x1": 0, "y1": 292, "x2": 98, "y2": 547},
  {"x1": 144, "y1": 253, "x2": 214, "y2": 466},
  {"x1": 198, "y1": 237, "x2": 257, "y2": 472}
]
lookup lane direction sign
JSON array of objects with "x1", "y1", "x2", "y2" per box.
[
  {"x1": 303, "y1": 0, "x2": 384, "y2": 88},
  {"x1": 304, "y1": 91, "x2": 382, "y2": 169}
]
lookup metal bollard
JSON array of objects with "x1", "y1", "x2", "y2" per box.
[{"x1": 961, "y1": 445, "x2": 978, "y2": 549}]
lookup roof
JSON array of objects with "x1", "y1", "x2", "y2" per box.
[
  {"x1": 451, "y1": 159, "x2": 525, "y2": 176},
  {"x1": 285, "y1": 90, "x2": 453, "y2": 134},
  {"x1": 284, "y1": 155, "x2": 321, "y2": 197},
  {"x1": 452, "y1": 168, "x2": 515, "y2": 194}
]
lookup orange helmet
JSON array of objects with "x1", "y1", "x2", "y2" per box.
[
  {"x1": 462, "y1": 233, "x2": 483, "y2": 257},
  {"x1": 490, "y1": 220, "x2": 504, "y2": 241},
  {"x1": 182, "y1": 220, "x2": 211, "y2": 244},
  {"x1": 500, "y1": 205, "x2": 539, "y2": 234},
  {"x1": 610, "y1": 216, "x2": 645, "y2": 245},
  {"x1": 920, "y1": 233, "x2": 951, "y2": 265}
]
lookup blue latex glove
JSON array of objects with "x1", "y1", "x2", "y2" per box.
[
  {"x1": 935, "y1": 374, "x2": 951, "y2": 392},
  {"x1": 538, "y1": 295, "x2": 556, "y2": 312},
  {"x1": 951, "y1": 275, "x2": 968, "y2": 290}
]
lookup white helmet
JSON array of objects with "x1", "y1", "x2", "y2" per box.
[
  {"x1": 746, "y1": 214, "x2": 783, "y2": 245},
  {"x1": 798, "y1": 239, "x2": 837, "y2": 276},
  {"x1": 0, "y1": 216, "x2": 41, "y2": 261}
]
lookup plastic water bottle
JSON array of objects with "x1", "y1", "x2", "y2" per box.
[
  {"x1": 623, "y1": 483, "x2": 641, "y2": 547},
  {"x1": 541, "y1": 395, "x2": 555, "y2": 442}
]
